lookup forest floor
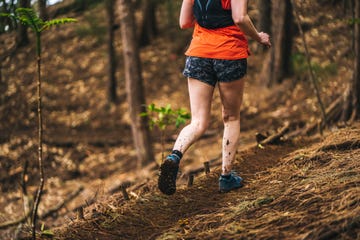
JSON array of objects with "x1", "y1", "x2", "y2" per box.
[{"x1": 0, "y1": 1, "x2": 359, "y2": 240}]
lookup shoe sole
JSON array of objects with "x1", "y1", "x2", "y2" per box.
[
  {"x1": 158, "y1": 159, "x2": 178, "y2": 195},
  {"x1": 219, "y1": 183, "x2": 243, "y2": 193}
]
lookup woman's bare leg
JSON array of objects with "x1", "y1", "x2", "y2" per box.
[
  {"x1": 218, "y1": 78, "x2": 245, "y2": 175},
  {"x1": 173, "y1": 78, "x2": 214, "y2": 153},
  {"x1": 158, "y1": 78, "x2": 214, "y2": 195}
]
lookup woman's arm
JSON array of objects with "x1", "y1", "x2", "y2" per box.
[
  {"x1": 231, "y1": 0, "x2": 271, "y2": 47},
  {"x1": 179, "y1": 0, "x2": 195, "y2": 29}
]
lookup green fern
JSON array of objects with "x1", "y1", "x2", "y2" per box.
[
  {"x1": 2, "y1": 7, "x2": 76, "y2": 239},
  {"x1": 15, "y1": 8, "x2": 76, "y2": 33},
  {"x1": 16, "y1": 8, "x2": 43, "y2": 31},
  {"x1": 42, "y1": 18, "x2": 77, "y2": 30},
  {"x1": 2, "y1": 8, "x2": 76, "y2": 34}
]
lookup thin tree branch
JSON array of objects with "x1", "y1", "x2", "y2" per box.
[{"x1": 290, "y1": 0, "x2": 328, "y2": 129}]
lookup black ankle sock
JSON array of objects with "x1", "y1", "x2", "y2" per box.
[{"x1": 171, "y1": 150, "x2": 183, "y2": 160}]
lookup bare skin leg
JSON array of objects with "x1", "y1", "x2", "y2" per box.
[
  {"x1": 173, "y1": 78, "x2": 214, "y2": 153},
  {"x1": 172, "y1": 77, "x2": 244, "y2": 175},
  {"x1": 218, "y1": 78, "x2": 245, "y2": 175},
  {"x1": 158, "y1": 78, "x2": 214, "y2": 195}
]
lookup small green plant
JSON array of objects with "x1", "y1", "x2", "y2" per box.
[
  {"x1": 2, "y1": 8, "x2": 76, "y2": 240},
  {"x1": 145, "y1": 103, "x2": 190, "y2": 130},
  {"x1": 40, "y1": 223, "x2": 54, "y2": 237},
  {"x1": 141, "y1": 103, "x2": 190, "y2": 161}
]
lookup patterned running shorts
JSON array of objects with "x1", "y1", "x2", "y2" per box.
[{"x1": 183, "y1": 56, "x2": 247, "y2": 87}]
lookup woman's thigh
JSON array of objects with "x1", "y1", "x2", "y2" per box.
[
  {"x1": 218, "y1": 78, "x2": 245, "y2": 121},
  {"x1": 187, "y1": 78, "x2": 214, "y2": 122}
]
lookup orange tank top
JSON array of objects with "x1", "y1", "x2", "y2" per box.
[{"x1": 185, "y1": 0, "x2": 249, "y2": 60}]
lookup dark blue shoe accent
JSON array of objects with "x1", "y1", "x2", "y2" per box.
[
  {"x1": 219, "y1": 171, "x2": 243, "y2": 193},
  {"x1": 158, "y1": 155, "x2": 180, "y2": 195}
]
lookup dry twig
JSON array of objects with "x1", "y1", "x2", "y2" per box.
[{"x1": 290, "y1": 0, "x2": 328, "y2": 129}]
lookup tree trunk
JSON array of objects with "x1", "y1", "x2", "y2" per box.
[
  {"x1": 106, "y1": 0, "x2": 117, "y2": 102},
  {"x1": 266, "y1": 0, "x2": 293, "y2": 86},
  {"x1": 16, "y1": 0, "x2": 30, "y2": 47},
  {"x1": 0, "y1": 0, "x2": 8, "y2": 33},
  {"x1": 166, "y1": 0, "x2": 175, "y2": 29},
  {"x1": 352, "y1": 0, "x2": 360, "y2": 118},
  {"x1": 118, "y1": 0, "x2": 155, "y2": 168},
  {"x1": 257, "y1": 0, "x2": 271, "y2": 52},
  {"x1": 38, "y1": 0, "x2": 48, "y2": 21},
  {"x1": 341, "y1": 0, "x2": 360, "y2": 121},
  {"x1": 139, "y1": 0, "x2": 158, "y2": 47}
]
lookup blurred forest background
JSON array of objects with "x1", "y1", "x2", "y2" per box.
[{"x1": 0, "y1": 0, "x2": 359, "y2": 239}]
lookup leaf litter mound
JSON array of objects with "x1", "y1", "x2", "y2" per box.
[{"x1": 54, "y1": 125, "x2": 360, "y2": 240}]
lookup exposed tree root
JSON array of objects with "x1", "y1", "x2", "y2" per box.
[{"x1": 256, "y1": 121, "x2": 290, "y2": 145}]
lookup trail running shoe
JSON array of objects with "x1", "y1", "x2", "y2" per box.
[
  {"x1": 219, "y1": 172, "x2": 243, "y2": 193},
  {"x1": 158, "y1": 156, "x2": 179, "y2": 195}
]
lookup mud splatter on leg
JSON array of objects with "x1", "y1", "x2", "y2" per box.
[{"x1": 222, "y1": 119, "x2": 240, "y2": 175}]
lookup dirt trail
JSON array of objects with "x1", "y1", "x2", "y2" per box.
[
  {"x1": 55, "y1": 145, "x2": 302, "y2": 239},
  {"x1": 54, "y1": 125, "x2": 360, "y2": 240}
]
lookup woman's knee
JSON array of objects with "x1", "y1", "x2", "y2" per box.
[
  {"x1": 190, "y1": 118, "x2": 209, "y2": 134},
  {"x1": 222, "y1": 109, "x2": 240, "y2": 123}
]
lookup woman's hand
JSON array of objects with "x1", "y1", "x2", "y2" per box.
[
  {"x1": 232, "y1": 0, "x2": 271, "y2": 47},
  {"x1": 258, "y1": 32, "x2": 271, "y2": 48}
]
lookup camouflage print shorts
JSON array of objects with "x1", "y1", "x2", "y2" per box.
[{"x1": 183, "y1": 56, "x2": 247, "y2": 87}]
